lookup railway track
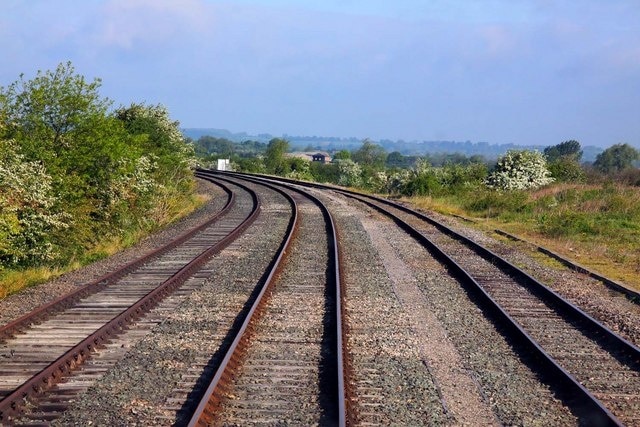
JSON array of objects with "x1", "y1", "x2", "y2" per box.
[
  {"x1": 188, "y1": 172, "x2": 348, "y2": 426},
  {"x1": 0, "y1": 176, "x2": 260, "y2": 424},
  {"x1": 1, "y1": 168, "x2": 637, "y2": 425},
  {"x1": 227, "y1": 171, "x2": 640, "y2": 426}
]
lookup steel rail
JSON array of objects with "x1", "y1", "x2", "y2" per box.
[
  {"x1": 235, "y1": 172, "x2": 640, "y2": 358},
  {"x1": 332, "y1": 189, "x2": 623, "y2": 427},
  {"x1": 0, "y1": 178, "x2": 260, "y2": 423},
  {"x1": 188, "y1": 171, "x2": 348, "y2": 426},
  {"x1": 221, "y1": 171, "x2": 636, "y2": 426},
  {"x1": 186, "y1": 174, "x2": 299, "y2": 426},
  {"x1": 337, "y1": 189, "x2": 640, "y2": 358},
  {"x1": 0, "y1": 176, "x2": 233, "y2": 343},
  {"x1": 493, "y1": 228, "x2": 640, "y2": 303}
]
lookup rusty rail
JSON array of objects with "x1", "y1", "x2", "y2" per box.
[
  {"x1": 0, "y1": 176, "x2": 233, "y2": 342},
  {"x1": 0, "y1": 177, "x2": 260, "y2": 423},
  {"x1": 188, "y1": 171, "x2": 348, "y2": 426}
]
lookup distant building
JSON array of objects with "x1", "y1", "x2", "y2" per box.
[
  {"x1": 285, "y1": 151, "x2": 332, "y2": 164},
  {"x1": 216, "y1": 158, "x2": 230, "y2": 171}
]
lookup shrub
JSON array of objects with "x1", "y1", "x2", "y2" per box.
[
  {"x1": 548, "y1": 157, "x2": 586, "y2": 183},
  {"x1": 487, "y1": 150, "x2": 554, "y2": 191},
  {"x1": 336, "y1": 159, "x2": 362, "y2": 187}
]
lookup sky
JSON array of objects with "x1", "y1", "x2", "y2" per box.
[{"x1": 1, "y1": 0, "x2": 639, "y2": 147}]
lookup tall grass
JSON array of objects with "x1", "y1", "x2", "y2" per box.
[{"x1": 410, "y1": 183, "x2": 640, "y2": 288}]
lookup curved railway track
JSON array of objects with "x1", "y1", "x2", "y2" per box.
[
  {"x1": 223, "y1": 171, "x2": 639, "y2": 427},
  {"x1": 0, "y1": 176, "x2": 260, "y2": 424},
  {"x1": 2, "y1": 167, "x2": 638, "y2": 425},
  {"x1": 188, "y1": 171, "x2": 348, "y2": 426}
]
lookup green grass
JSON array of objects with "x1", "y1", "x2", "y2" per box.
[{"x1": 407, "y1": 183, "x2": 640, "y2": 290}]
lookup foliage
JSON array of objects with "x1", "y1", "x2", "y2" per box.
[
  {"x1": 333, "y1": 149, "x2": 351, "y2": 161},
  {"x1": 352, "y1": 139, "x2": 386, "y2": 170},
  {"x1": 264, "y1": 138, "x2": 290, "y2": 174},
  {"x1": 544, "y1": 140, "x2": 582, "y2": 162},
  {"x1": 309, "y1": 162, "x2": 340, "y2": 184},
  {"x1": 0, "y1": 63, "x2": 196, "y2": 276},
  {"x1": 192, "y1": 136, "x2": 266, "y2": 158},
  {"x1": 336, "y1": 159, "x2": 362, "y2": 187},
  {"x1": 0, "y1": 140, "x2": 68, "y2": 267},
  {"x1": 593, "y1": 143, "x2": 639, "y2": 174},
  {"x1": 548, "y1": 157, "x2": 586, "y2": 183},
  {"x1": 486, "y1": 150, "x2": 554, "y2": 191},
  {"x1": 284, "y1": 157, "x2": 313, "y2": 180}
]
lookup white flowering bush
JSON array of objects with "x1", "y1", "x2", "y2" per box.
[
  {"x1": 286, "y1": 160, "x2": 313, "y2": 181},
  {"x1": 386, "y1": 169, "x2": 412, "y2": 194},
  {"x1": 336, "y1": 159, "x2": 362, "y2": 187},
  {"x1": 0, "y1": 140, "x2": 68, "y2": 266},
  {"x1": 486, "y1": 150, "x2": 554, "y2": 191},
  {"x1": 366, "y1": 171, "x2": 389, "y2": 192},
  {"x1": 104, "y1": 155, "x2": 158, "y2": 213}
]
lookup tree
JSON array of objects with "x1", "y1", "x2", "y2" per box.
[
  {"x1": 544, "y1": 140, "x2": 583, "y2": 162},
  {"x1": 264, "y1": 138, "x2": 290, "y2": 174},
  {"x1": 548, "y1": 156, "x2": 586, "y2": 183},
  {"x1": 196, "y1": 136, "x2": 234, "y2": 157},
  {"x1": 0, "y1": 63, "x2": 197, "y2": 270},
  {"x1": 593, "y1": 143, "x2": 639, "y2": 174},
  {"x1": 486, "y1": 150, "x2": 554, "y2": 191},
  {"x1": 386, "y1": 151, "x2": 406, "y2": 168},
  {"x1": 333, "y1": 149, "x2": 351, "y2": 161},
  {"x1": 352, "y1": 139, "x2": 386, "y2": 169},
  {"x1": 1, "y1": 61, "x2": 112, "y2": 165}
]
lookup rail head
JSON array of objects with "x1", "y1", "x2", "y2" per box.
[
  {"x1": 0, "y1": 177, "x2": 259, "y2": 423},
  {"x1": 187, "y1": 172, "x2": 349, "y2": 427},
  {"x1": 0, "y1": 176, "x2": 234, "y2": 343}
]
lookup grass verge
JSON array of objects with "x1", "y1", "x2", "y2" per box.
[{"x1": 405, "y1": 183, "x2": 640, "y2": 291}]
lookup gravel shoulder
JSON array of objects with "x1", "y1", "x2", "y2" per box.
[
  {"x1": 320, "y1": 189, "x2": 578, "y2": 426},
  {"x1": 426, "y1": 210, "x2": 640, "y2": 348}
]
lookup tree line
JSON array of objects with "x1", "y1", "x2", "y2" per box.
[
  {"x1": 0, "y1": 62, "x2": 195, "y2": 272},
  {"x1": 194, "y1": 134, "x2": 639, "y2": 195}
]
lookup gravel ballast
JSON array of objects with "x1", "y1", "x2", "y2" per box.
[
  {"x1": 3, "y1": 176, "x2": 634, "y2": 425},
  {"x1": 55, "y1": 180, "x2": 293, "y2": 426},
  {"x1": 321, "y1": 190, "x2": 578, "y2": 426}
]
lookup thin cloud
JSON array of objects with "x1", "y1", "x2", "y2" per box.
[{"x1": 96, "y1": 0, "x2": 214, "y2": 49}]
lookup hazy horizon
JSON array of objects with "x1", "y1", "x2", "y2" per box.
[{"x1": 2, "y1": 1, "x2": 639, "y2": 148}]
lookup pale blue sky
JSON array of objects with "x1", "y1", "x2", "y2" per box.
[{"x1": 2, "y1": 0, "x2": 639, "y2": 147}]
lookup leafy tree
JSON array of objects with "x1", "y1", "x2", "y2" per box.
[
  {"x1": 544, "y1": 140, "x2": 583, "y2": 162},
  {"x1": 352, "y1": 139, "x2": 386, "y2": 169},
  {"x1": 486, "y1": 150, "x2": 554, "y2": 191},
  {"x1": 0, "y1": 61, "x2": 137, "y2": 230},
  {"x1": 548, "y1": 156, "x2": 586, "y2": 183},
  {"x1": 386, "y1": 151, "x2": 406, "y2": 168},
  {"x1": 264, "y1": 138, "x2": 290, "y2": 174},
  {"x1": 0, "y1": 63, "x2": 196, "y2": 270},
  {"x1": 593, "y1": 143, "x2": 639, "y2": 174},
  {"x1": 336, "y1": 159, "x2": 362, "y2": 187},
  {"x1": 333, "y1": 149, "x2": 351, "y2": 161},
  {"x1": 195, "y1": 136, "x2": 234, "y2": 157}
]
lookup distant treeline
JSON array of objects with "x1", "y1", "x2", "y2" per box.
[{"x1": 183, "y1": 128, "x2": 609, "y2": 162}]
